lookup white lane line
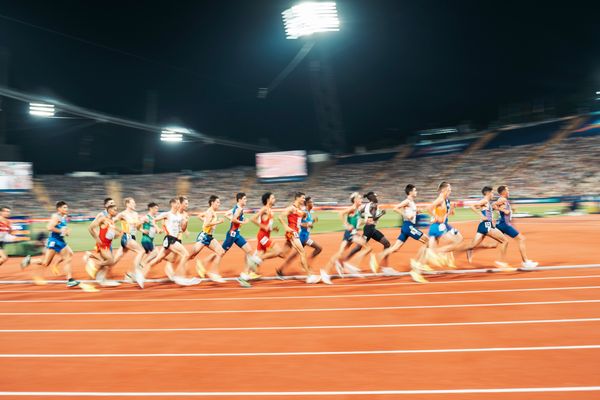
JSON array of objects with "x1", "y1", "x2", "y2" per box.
[
  {"x1": 1, "y1": 344, "x2": 600, "y2": 358},
  {"x1": 2, "y1": 299, "x2": 600, "y2": 316},
  {"x1": 2, "y1": 273, "x2": 600, "y2": 293},
  {"x1": 1, "y1": 387, "x2": 600, "y2": 396},
  {"x1": 1, "y1": 263, "x2": 600, "y2": 286},
  {"x1": 2, "y1": 317, "x2": 600, "y2": 333},
  {"x1": 0, "y1": 285, "x2": 599, "y2": 303}
]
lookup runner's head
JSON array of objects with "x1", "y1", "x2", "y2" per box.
[
  {"x1": 106, "y1": 204, "x2": 118, "y2": 217},
  {"x1": 262, "y1": 192, "x2": 275, "y2": 206},
  {"x1": 178, "y1": 196, "x2": 189, "y2": 211},
  {"x1": 305, "y1": 196, "x2": 314, "y2": 211},
  {"x1": 104, "y1": 198, "x2": 115, "y2": 208},
  {"x1": 147, "y1": 202, "x2": 159, "y2": 216},
  {"x1": 497, "y1": 185, "x2": 509, "y2": 198},
  {"x1": 350, "y1": 192, "x2": 361, "y2": 206},
  {"x1": 169, "y1": 197, "x2": 180, "y2": 211},
  {"x1": 482, "y1": 186, "x2": 493, "y2": 200},
  {"x1": 208, "y1": 195, "x2": 220, "y2": 210},
  {"x1": 0, "y1": 206, "x2": 10, "y2": 218},
  {"x1": 364, "y1": 191, "x2": 378, "y2": 203},
  {"x1": 438, "y1": 181, "x2": 451, "y2": 197},
  {"x1": 294, "y1": 192, "x2": 305, "y2": 207},
  {"x1": 405, "y1": 184, "x2": 417, "y2": 198},
  {"x1": 236, "y1": 192, "x2": 247, "y2": 207},
  {"x1": 56, "y1": 201, "x2": 68, "y2": 215},
  {"x1": 124, "y1": 197, "x2": 136, "y2": 211}
]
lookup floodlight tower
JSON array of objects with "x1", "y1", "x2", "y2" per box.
[{"x1": 261, "y1": 2, "x2": 346, "y2": 152}]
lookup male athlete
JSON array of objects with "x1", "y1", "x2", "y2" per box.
[
  {"x1": 277, "y1": 192, "x2": 320, "y2": 284},
  {"x1": 465, "y1": 186, "x2": 510, "y2": 269},
  {"x1": 374, "y1": 184, "x2": 429, "y2": 283},
  {"x1": 115, "y1": 197, "x2": 145, "y2": 287},
  {"x1": 188, "y1": 195, "x2": 227, "y2": 283},
  {"x1": 22, "y1": 201, "x2": 79, "y2": 287},
  {"x1": 495, "y1": 186, "x2": 538, "y2": 269},
  {"x1": 252, "y1": 192, "x2": 283, "y2": 262},
  {"x1": 140, "y1": 202, "x2": 160, "y2": 266},
  {"x1": 321, "y1": 192, "x2": 371, "y2": 283},
  {"x1": 87, "y1": 204, "x2": 122, "y2": 286},
  {"x1": 428, "y1": 182, "x2": 463, "y2": 268}
]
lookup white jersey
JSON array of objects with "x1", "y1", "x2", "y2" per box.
[
  {"x1": 404, "y1": 199, "x2": 417, "y2": 224},
  {"x1": 162, "y1": 211, "x2": 183, "y2": 237}
]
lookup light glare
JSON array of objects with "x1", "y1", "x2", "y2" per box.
[
  {"x1": 282, "y1": 2, "x2": 340, "y2": 39},
  {"x1": 29, "y1": 102, "x2": 55, "y2": 118}
]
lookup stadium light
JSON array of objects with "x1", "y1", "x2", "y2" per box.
[
  {"x1": 29, "y1": 102, "x2": 55, "y2": 117},
  {"x1": 282, "y1": 2, "x2": 340, "y2": 40},
  {"x1": 160, "y1": 129, "x2": 183, "y2": 142}
]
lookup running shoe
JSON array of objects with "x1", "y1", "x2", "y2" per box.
[
  {"x1": 207, "y1": 272, "x2": 226, "y2": 283},
  {"x1": 247, "y1": 271, "x2": 261, "y2": 280},
  {"x1": 66, "y1": 278, "x2": 80, "y2": 288},
  {"x1": 20, "y1": 255, "x2": 31, "y2": 269},
  {"x1": 135, "y1": 267, "x2": 145, "y2": 289},
  {"x1": 99, "y1": 280, "x2": 120, "y2": 287},
  {"x1": 196, "y1": 259, "x2": 207, "y2": 278},
  {"x1": 124, "y1": 273, "x2": 135, "y2": 283},
  {"x1": 320, "y1": 269, "x2": 333, "y2": 285},
  {"x1": 305, "y1": 274, "x2": 321, "y2": 284},
  {"x1": 343, "y1": 263, "x2": 364, "y2": 278},
  {"x1": 409, "y1": 269, "x2": 428, "y2": 283},
  {"x1": 381, "y1": 266, "x2": 402, "y2": 277},
  {"x1": 494, "y1": 261, "x2": 513, "y2": 271},
  {"x1": 334, "y1": 261, "x2": 345, "y2": 278},
  {"x1": 237, "y1": 277, "x2": 252, "y2": 288},
  {"x1": 521, "y1": 260, "x2": 539, "y2": 270}
]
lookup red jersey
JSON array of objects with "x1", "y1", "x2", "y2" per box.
[
  {"x1": 98, "y1": 220, "x2": 115, "y2": 250},
  {"x1": 287, "y1": 207, "x2": 303, "y2": 233},
  {"x1": 0, "y1": 220, "x2": 10, "y2": 233}
]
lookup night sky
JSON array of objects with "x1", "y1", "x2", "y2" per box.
[{"x1": 0, "y1": 0, "x2": 598, "y2": 173}]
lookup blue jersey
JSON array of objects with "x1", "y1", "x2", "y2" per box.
[
  {"x1": 497, "y1": 199, "x2": 512, "y2": 225},
  {"x1": 228, "y1": 205, "x2": 244, "y2": 233},
  {"x1": 50, "y1": 214, "x2": 67, "y2": 241},
  {"x1": 300, "y1": 210, "x2": 313, "y2": 235}
]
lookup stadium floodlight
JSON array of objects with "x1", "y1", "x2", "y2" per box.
[
  {"x1": 282, "y1": 2, "x2": 340, "y2": 40},
  {"x1": 160, "y1": 129, "x2": 183, "y2": 142},
  {"x1": 29, "y1": 102, "x2": 55, "y2": 117}
]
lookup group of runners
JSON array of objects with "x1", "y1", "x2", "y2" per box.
[{"x1": 8, "y1": 181, "x2": 537, "y2": 288}]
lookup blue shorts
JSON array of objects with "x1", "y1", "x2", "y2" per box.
[
  {"x1": 398, "y1": 221, "x2": 424, "y2": 242},
  {"x1": 46, "y1": 237, "x2": 67, "y2": 253},
  {"x1": 196, "y1": 232, "x2": 214, "y2": 246},
  {"x1": 343, "y1": 229, "x2": 356, "y2": 242},
  {"x1": 141, "y1": 236, "x2": 154, "y2": 253},
  {"x1": 497, "y1": 222, "x2": 519, "y2": 238},
  {"x1": 299, "y1": 230, "x2": 313, "y2": 246},
  {"x1": 120, "y1": 234, "x2": 136, "y2": 248},
  {"x1": 429, "y1": 222, "x2": 458, "y2": 239},
  {"x1": 477, "y1": 221, "x2": 495, "y2": 235},
  {"x1": 222, "y1": 231, "x2": 247, "y2": 251}
]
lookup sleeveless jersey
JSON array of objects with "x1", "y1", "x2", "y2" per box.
[
  {"x1": 287, "y1": 207, "x2": 302, "y2": 233},
  {"x1": 404, "y1": 199, "x2": 417, "y2": 224},
  {"x1": 498, "y1": 199, "x2": 512, "y2": 225},
  {"x1": 142, "y1": 214, "x2": 156, "y2": 239},
  {"x1": 229, "y1": 205, "x2": 243, "y2": 233},
  {"x1": 481, "y1": 201, "x2": 493, "y2": 222},
  {"x1": 164, "y1": 212, "x2": 183, "y2": 237},
  {"x1": 203, "y1": 211, "x2": 217, "y2": 235},
  {"x1": 300, "y1": 209, "x2": 314, "y2": 234},
  {"x1": 50, "y1": 214, "x2": 67, "y2": 241},
  {"x1": 347, "y1": 208, "x2": 360, "y2": 229}
]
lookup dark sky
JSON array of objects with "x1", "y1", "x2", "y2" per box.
[{"x1": 0, "y1": 0, "x2": 599, "y2": 173}]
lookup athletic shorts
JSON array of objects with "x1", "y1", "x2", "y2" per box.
[
  {"x1": 222, "y1": 230, "x2": 247, "y2": 251},
  {"x1": 363, "y1": 224, "x2": 386, "y2": 243},
  {"x1": 285, "y1": 230, "x2": 300, "y2": 242},
  {"x1": 429, "y1": 222, "x2": 460, "y2": 238},
  {"x1": 398, "y1": 221, "x2": 424, "y2": 242},
  {"x1": 120, "y1": 233, "x2": 136, "y2": 248},
  {"x1": 141, "y1": 236, "x2": 154, "y2": 253},
  {"x1": 162, "y1": 235, "x2": 181, "y2": 249},
  {"x1": 477, "y1": 221, "x2": 495, "y2": 235},
  {"x1": 257, "y1": 231, "x2": 273, "y2": 252},
  {"x1": 299, "y1": 231, "x2": 313, "y2": 246},
  {"x1": 343, "y1": 229, "x2": 357, "y2": 242},
  {"x1": 46, "y1": 237, "x2": 67, "y2": 252},
  {"x1": 196, "y1": 232, "x2": 214, "y2": 246},
  {"x1": 497, "y1": 222, "x2": 519, "y2": 238}
]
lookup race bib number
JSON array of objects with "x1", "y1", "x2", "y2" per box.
[
  {"x1": 163, "y1": 237, "x2": 169, "y2": 247},
  {"x1": 484, "y1": 222, "x2": 492, "y2": 230},
  {"x1": 409, "y1": 226, "x2": 420, "y2": 236},
  {"x1": 48, "y1": 240, "x2": 55, "y2": 248},
  {"x1": 439, "y1": 223, "x2": 447, "y2": 232},
  {"x1": 259, "y1": 236, "x2": 269, "y2": 245},
  {"x1": 230, "y1": 231, "x2": 237, "y2": 238}
]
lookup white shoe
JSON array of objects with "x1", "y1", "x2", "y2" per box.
[
  {"x1": 320, "y1": 269, "x2": 333, "y2": 285},
  {"x1": 381, "y1": 266, "x2": 402, "y2": 276},
  {"x1": 207, "y1": 272, "x2": 226, "y2": 283},
  {"x1": 334, "y1": 261, "x2": 345, "y2": 278},
  {"x1": 343, "y1": 263, "x2": 364, "y2": 278},
  {"x1": 99, "y1": 280, "x2": 120, "y2": 287},
  {"x1": 124, "y1": 273, "x2": 135, "y2": 284},
  {"x1": 240, "y1": 272, "x2": 250, "y2": 281},
  {"x1": 306, "y1": 274, "x2": 321, "y2": 284},
  {"x1": 164, "y1": 262, "x2": 175, "y2": 281},
  {"x1": 173, "y1": 276, "x2": 200, "y2": 286},
  {"x1": 135, "y1": 268, "x2": 145, "y2": 289},
  {"x1": 95, "y1": 267, "x2": 107, "y2": 283},
  {"x1": 521, "y1": 260, "x2": 538, "y2": 270},
  {"x1": 494, "y1": 261, "x2": 512, "y2": 271}
]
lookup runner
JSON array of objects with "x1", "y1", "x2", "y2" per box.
[
  {"x1": 251, "y1": 192, "x2": 284, "y2": 262},
  {"x1": 87, "y1": 204, "x2": 123, "y2": 286},
  {"x1": 115, "y1": 197, "x2": 145, "y2": 286}
]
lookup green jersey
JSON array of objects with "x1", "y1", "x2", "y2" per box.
[{"x1": 142, "y1": 214, "x2": 156, "y2": 240}]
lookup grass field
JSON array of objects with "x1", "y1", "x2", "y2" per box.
[{"x1": 16, "y1": 203, "x2": 576, "y2": 252}]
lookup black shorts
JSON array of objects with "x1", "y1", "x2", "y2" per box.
[
  {"x1": 363, "y1": 224, "x2": 386, "y2": 243},
  {"x1": 162, "y1": 235, "x2": 181, "y2": 249}
]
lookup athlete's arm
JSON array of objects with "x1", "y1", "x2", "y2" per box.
[
  {"x1": 393, "y1": 199, "x2": 409, "y2": 214},
  {"x1": 88, "y1": 217, "x2": 103, "y2": 243},
  {"x1": 46, "y1": 214, "x2": 63, "y2": 234},
  {"x1": 231, "y1": 208, "x2": 245, "y2": 225},
  {"x1": 449, "y1": 202, "x2": 457, "y2": 215},
  {"x1": 278, "y1": 206, "x2": 294, "y2": 233},
  {"x1": 470, "y1": 199, "x2": 486, "y2": 220},
  {"x1": 494, "y1": 198, "x2": 509, "y2": 214}
]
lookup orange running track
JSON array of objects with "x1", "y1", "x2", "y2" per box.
[{"x1": 0, "y1": 216, "x2": 599, "y2": 399}]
